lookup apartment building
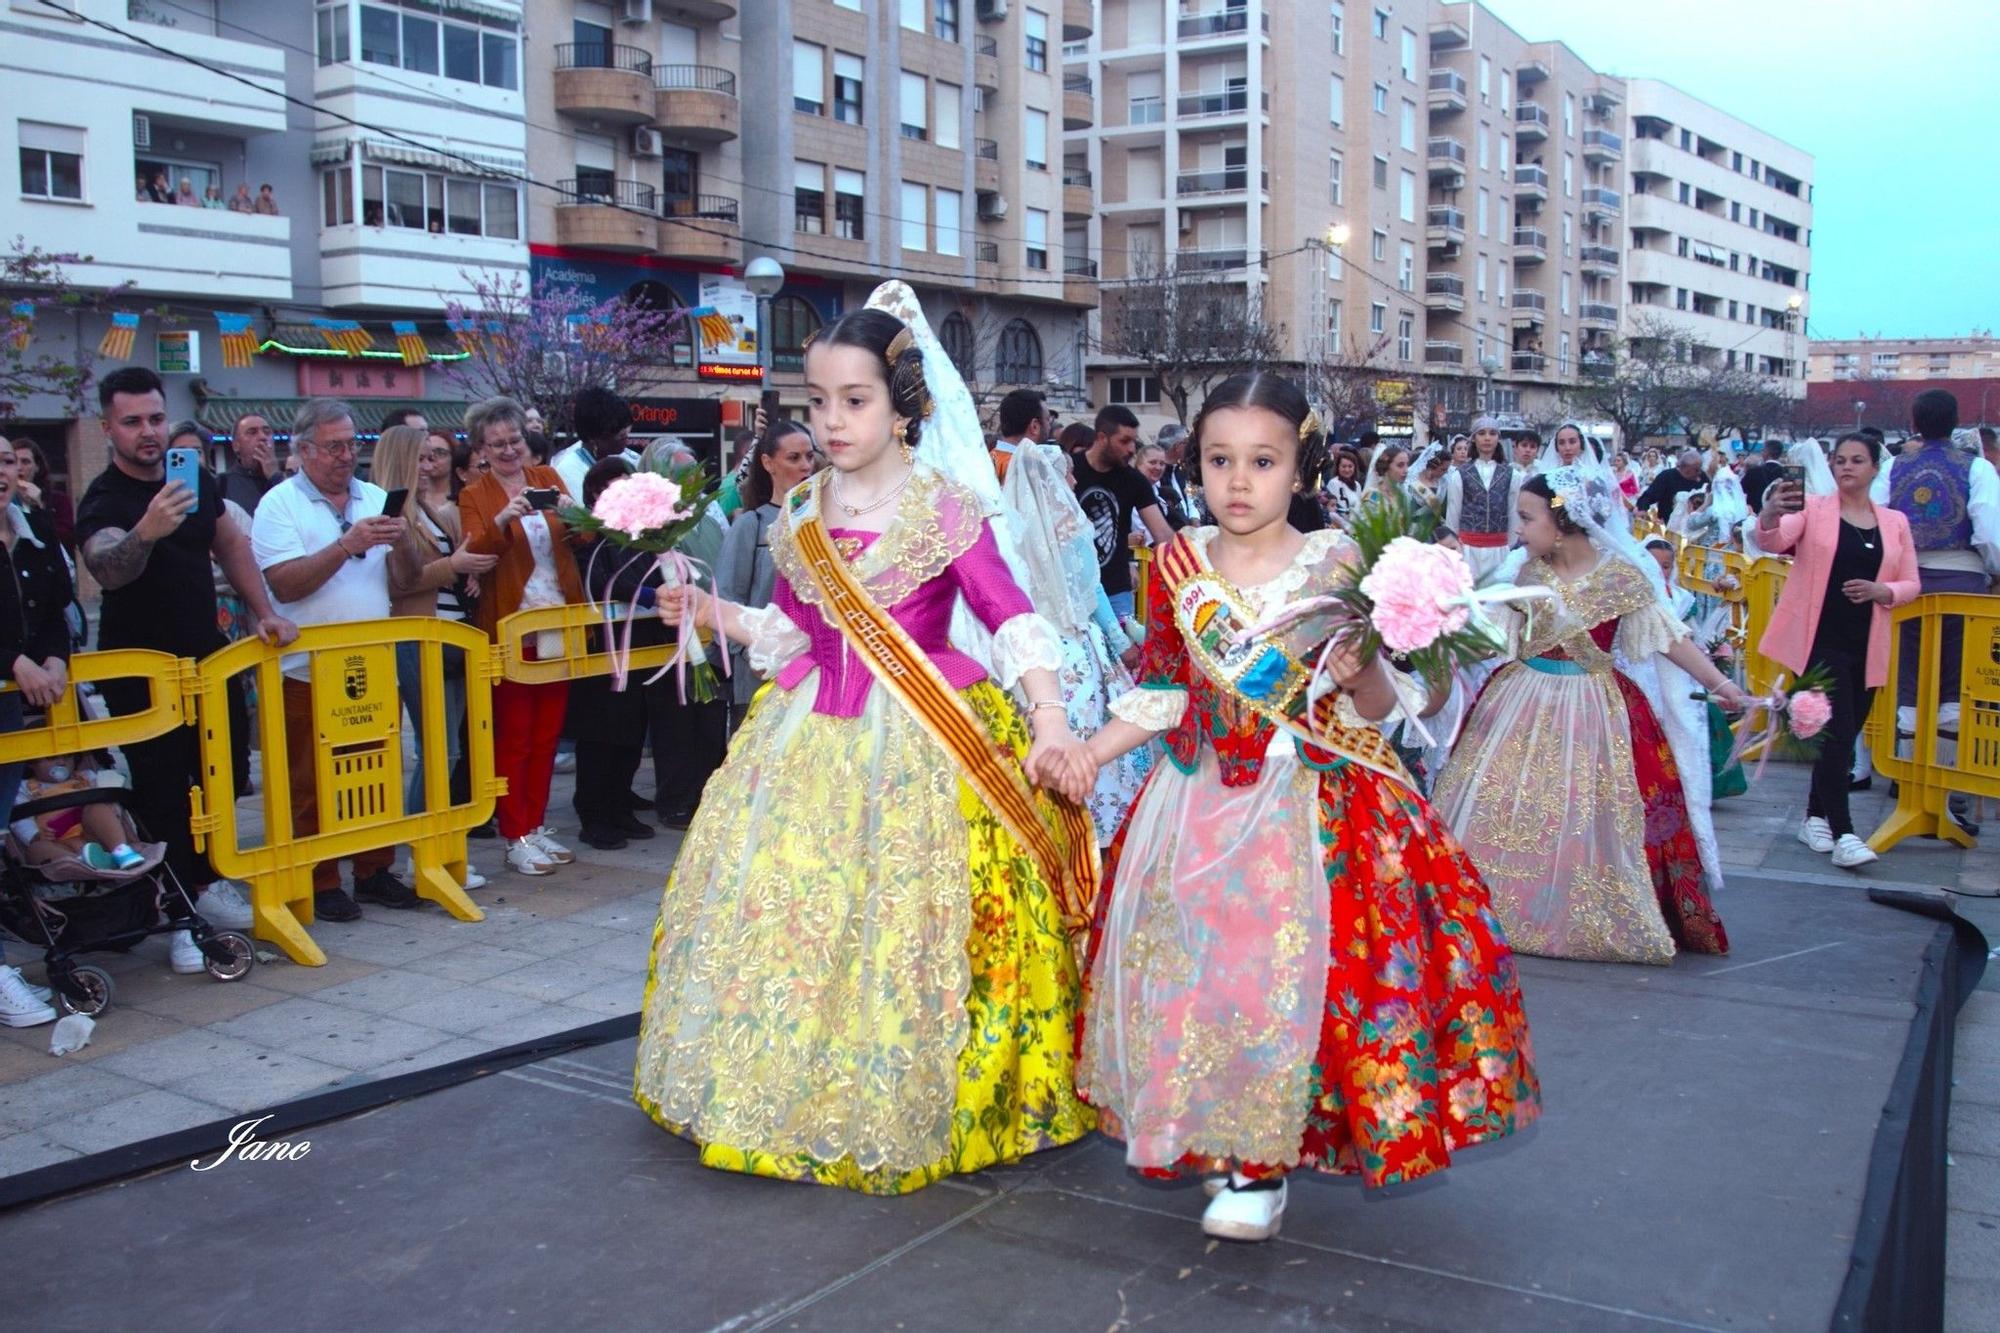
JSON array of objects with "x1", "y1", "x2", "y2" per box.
[
  {"x1": 1623, "y1": 77, "x2": 1813, "y2": 392},
  {"x1": 5, "y1": 0, "x2": 531, "y2": 482},
  {"x1": 1071, "y1": 0, "x2": 1626, "y2": 436},
  {"x1": 1809, "y1": 336, "x2": 2000, "y2": 383}
]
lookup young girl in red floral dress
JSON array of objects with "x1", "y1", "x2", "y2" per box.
[{"x1": 1074, "y1": 372, "x2": 1540, "y2": 1243}]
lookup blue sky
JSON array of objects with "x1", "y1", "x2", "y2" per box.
[{"x1": 1481, "y1": 0, "x2": 1998, "y2": 340}]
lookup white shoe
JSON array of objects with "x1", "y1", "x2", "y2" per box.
[
  {"x1": 506, "y1": 838, "x2": 556, "y2": 876},
  {"x1": 1831, "y1": 834, "x2": 1879, "y2": 869},
  {"x1": 1797, "y1": 817, "x2": 1835, "y2": 854},
  {"x1": 169, "y1": 929, "x2": 206, "y2": 975},
  {"x1": 194, "y1": 880, "x2": 255, "y2": 930},
  {"x1": 552, "y1": 750, "x2": 576, "y2": 774},
  {"x1": 1201, "y1": 1175, "x2": 1287, "y2": 1242},
  {"x1": 527, "y1": 826, "x2": 575, "y2": 865},
  {"x1": 0, "y1": 965, "x2": 57, "y2": 1027},
  {"x1": 463, "y1": 867, "x2": 489, "y2": 891}
]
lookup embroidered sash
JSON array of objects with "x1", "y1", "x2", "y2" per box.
[
  {"x1": 791, "y1": 514, "x2": 1099, "y2": 929},
  {"x1": 1154, "y1": 537, "x2": 1416, "y2": 788}
]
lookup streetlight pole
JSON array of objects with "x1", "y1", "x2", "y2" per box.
[{"x1": 744, "y1": 254, "x2": 786, "y2": 432}]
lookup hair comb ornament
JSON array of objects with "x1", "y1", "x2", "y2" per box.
[
  {"x1": 884, "y1": 326, "x2": 914, "y2": 364},
  {"x1": 1298, "y1": 409, "x2": 1323, "y2": 441}
]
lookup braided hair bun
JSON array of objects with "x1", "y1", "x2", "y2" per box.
[{"x1": 808, "y1": 308, "x2": 932, "y2": 452}]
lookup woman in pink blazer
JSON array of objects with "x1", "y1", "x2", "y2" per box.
[{"x1": 1756, "y1": 433, "x2": 1921, "y2": 867}]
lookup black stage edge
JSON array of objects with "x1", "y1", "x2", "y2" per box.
[
  {"x1": 0, "y1": 1014, "x2": 639, "y2": 1213},
  {"x1": 1832, "y1": 891, "x2": 1988, "y2": 1333}
]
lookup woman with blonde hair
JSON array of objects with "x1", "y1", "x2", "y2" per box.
[{"x1": 372, "y1": 426, "x2": 497, "y2": 830}]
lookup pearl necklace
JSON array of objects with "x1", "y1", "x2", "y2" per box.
[{"x1": 831, "y1": 468, "x2": 912, "y2": 518}]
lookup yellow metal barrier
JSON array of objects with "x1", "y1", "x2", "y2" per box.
[
  {"x1": 1866, "y1": 593, "x2": 2000, "y2": 853},
  {"x1": 0, "y1": 649, "x2": 196, "y2": 764},
  {"x1": 187, "y1": 619, "x2": 502, "y2": 966},
  {"x1": 1738, "y1": 557, "x2": 1793, "y2": 700}
]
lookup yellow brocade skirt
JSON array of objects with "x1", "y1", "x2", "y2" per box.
[{"x1": 632, "y1": 675, "x2": 1094, "y2": 1194}]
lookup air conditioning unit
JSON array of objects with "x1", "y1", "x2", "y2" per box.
[
  {"x1": 620, "y1": 0, "x2": 652, "y2": 21},
  {"x1": 977, "y1": 191, "x2": 1008, "y2": 220},
  {"x1": 976, "y1": 0, "x2": 1009, "y2": 19},
  {"x1": 132, "y1": 113, "x2": 151, "y2": 149},
  {"x1": 631, "y1": 127, "x2": 664, "y2": 157}
]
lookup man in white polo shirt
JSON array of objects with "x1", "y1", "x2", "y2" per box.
[{"x1": 251, "y1": 399, "x2": 417, "y2": 922}]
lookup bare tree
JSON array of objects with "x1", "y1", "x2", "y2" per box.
[
  {"x1": 1298, "y1": 330, "x2": 1394, "y2": 439},
  {"x1": 1558, "y1": 312, "x2": 1712, "y2": 449},
  {"x1": 1685, "y1": 363, "x2": 1794, "y2": 442},
  {"x1": 1093, "y1": 257, "x2": 1285, "y2": 423},
  {"x1": 0, "y1": 239, "x2": 134, "y2": 422}
]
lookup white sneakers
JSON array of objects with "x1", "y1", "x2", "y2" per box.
[
  {"x1": 1797, "y1": 817, "x2": 1835, "y2": 854},
  {"x1": 1831, "y1": 834, "x2": 1879, "y2": 869},
  {"x1": 528, "y1": 827, "x2": 575, "y2": 864},
  {"x1": 463, "y1": 867, "x2": 489, "y2": 891},
  {"x1": 507, "y1": 838, "x2": 556, "y2": 876},
  {"x1": 0, "y1": 965, "x2": 56, "y2": 1028},
  {"x1": 194, "y1": 880, "x2": 255, "y2": 930},
  {"x1": 1201, "y1": 1174, "x2": 1288, "y2": 1242},
  {"x1": 169, "y1": 930, "x2": 206, "y2": 974}
]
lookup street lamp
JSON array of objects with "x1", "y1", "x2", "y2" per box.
[
  {"x1": 745, "y1": 255, "x2": 785, "y2": 391},
  {"x1": 1478, "y1": 353, "x2": 1501, "y2": 412}
]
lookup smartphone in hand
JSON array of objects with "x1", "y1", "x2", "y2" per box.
[
  {"x1": 1779, "y1": 464, "x2": 1806, "y2": 487},
  {"x1": 381, "y1": 487, "x2": 409, "y2": 518},
  {"x1": 525, "y1": 487, "x2": 559, "y2": 512},
  {"x1": 165, "y1": 446, "x2": 202, "y2": 497}
]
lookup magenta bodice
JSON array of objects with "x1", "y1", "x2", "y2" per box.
[{"x1": 772, "y1": 523, "x2": 1034, "y2": 717}]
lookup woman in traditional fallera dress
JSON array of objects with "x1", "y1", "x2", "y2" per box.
[
  {"x1": 1432, "y1": 468, "x2": 1752, "y2": 965},
  {"x1": 1074, "y1": 372, "x2": 1540, "y2": 1243},
  {"x1": 632, "y1": 297, "x2": 1100, "y2": 1194}
]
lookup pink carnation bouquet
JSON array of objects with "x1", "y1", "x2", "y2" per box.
[
  {"x1": 1698, "y1": 665, "x2": 1836, "y2": 780},
  {"x1": 561, "y1": 461, "x2": 721, "y2": 699}
]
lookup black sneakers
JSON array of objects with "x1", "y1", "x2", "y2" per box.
[
  {"x1": 611, "y1": 812, "x2": 657, "y2": 840},
  {"x1": 354, "y1": 869, "x2": 419, "y2": 909},
  {"x1": 580, "y1": 824, "x2": 628, "y2": 851},
  {"x1": 314, "y1": 888, "x2": 361, "y2": 922}
]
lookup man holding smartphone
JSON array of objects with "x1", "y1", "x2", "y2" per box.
[{"x1": 77, "y1": 367, "x2": 300, "y2": 944}]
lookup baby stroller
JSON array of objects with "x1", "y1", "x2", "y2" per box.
[{"x1": 0, "y1": 785, "x2": 254, "y2": 1016}]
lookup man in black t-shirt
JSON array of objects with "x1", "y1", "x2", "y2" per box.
[
  {"x1": 1072, "y1": 405, "x2": 1174, "y2": 619},
  {"x1": 77, "y1": 367, "x2": 297, "y2": 935},
  {"x1": 1739, "y1": 439, "x2": 1785, "y2": 513}
]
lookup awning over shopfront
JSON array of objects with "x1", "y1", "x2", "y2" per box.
[{"x1": 199, "y1": 398, "x2": 472, "y2": 441}]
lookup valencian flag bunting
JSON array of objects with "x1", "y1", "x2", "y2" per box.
[
  {"x1": 8, "y1": 301, "x2": 32, "y2": 352},
  {"x1": 98, "y1": 311, "x2": 140, "y2": 360},
  {"x1": 215, "y1": 312, "x2": 259, "y2": 369},
  {"x1": 447, "y1": 316, "x2": 479, "y2": 354},
  {"x1": 687, "y1": 305, "x2": 735, "y2": 351},
  {"x1": 312, "y1": 317, "x2": 376, "y2": 355},
  {"x1": 392, "y1": 319, "x2": 431, "y2": 366}
]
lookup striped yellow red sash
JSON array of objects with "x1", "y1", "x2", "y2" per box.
[{"x1": 792, "y1": 516, "x2": 1099, "y2": 928}]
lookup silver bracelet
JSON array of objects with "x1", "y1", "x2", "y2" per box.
[{"x1": 1029, "y1": 700, "x2": 1066, "y2": 713}]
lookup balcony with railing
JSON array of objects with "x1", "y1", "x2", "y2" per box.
[
  {"x1": 1427, "y1": 68, "x2": 1467, "y2": 114},
  {"x1": 1517, "y1": 59, "x2": 1550, "y2": 84},
  {"x1": 1064, "y1": 0, "x2": 1095, "y2": 40},
  {"x1": 1178, "y1": 7, "x2": 1260, "y2": 40},
  {"x1": 1176, "y1": 87, "x2": 1259, "y2": 120},
  {"x1": 1176, "y1": 245, "x2": 1260, "y2": 272},
  {"x1": 554, "y1": 43, "x2": 657, "y2": 124},
  {"x1": 554, "y1": 178, "x2": 659, "y2": 252},
  {"x1": 1063, "y1": 72, "x2": 1095, "y2": 130},
  {"x1": 1513, "y1": 162, "x2": 1549, "y2": 205},
  {"x1": 1580, "y1": 301, "x2": 1618, "y2": 328},
  {"x1": 1424, "y1": 272, "x2": 1465, "y2": 312},
  {"x1": 1427, "y1": 136, "x2": 1467, "y2": 181},
  {"x1": 658, "y1": 194, "x2": 741, "y2": 264},
  {"x1": 1424, "y1": 339, "x2": 1465, "y2": 366},
  {"x1": 1580, "y1": 243, "x2": 1619, "y2": 275},
  {"x1": 1175, "y1": 165, "x2": 1265, "y2": 197},
  {"x1": 1581, "y1": 349, "x2": 1614, "y2": 378},
  {"x1": 1430, "y1": 17, "x2": 1470, "y2": 48},
  {"x1": 1062, "y1": 168, "x2": 1094, "y2": 217},
  {"x1": 1582, "y1": 186, "x2": 1621, "y2": 218},
  {"x1": 1513, "y1": 226, "x2": 1548, "y2": 262},
  {"x1": 976, "y1": 240, "x2": 1000, "y2": 265},
  {"x1": 655, "y1": 65, "x2": 739, "y2": 142},
  {"x1": 1582, "y1": 127, "x2": 1622, "y2": 163},
  {"x1": 975, "y1": 137, "x2": 1000, "y2": 192},
  {"x1": 1064, "y1": 254, "x2": 1099, "y2": 306},
  {"x1": 1511, "y1": 350, "x2": 1547, "y2": 374},
  {"x1": 1515, "y1": 101, "x2": 1550, "y2": 139},
  {"x1": 1425, "y1": 205, "x2": 1465, "y2": 248},
  {"x1": 1510, "y1": 289, "x2": 1546, "y2": 324},
  {"x1": 974, "y1": 34, "x2": 1000, "y2": 91}
]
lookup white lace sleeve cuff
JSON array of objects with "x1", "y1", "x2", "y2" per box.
[
  {"x1": 1110, "y1": 685, "x2": 1186, "y2": 731},
  {"x1": 740, "y1": 602, "x2": 809, "y2": 675},
  {"x1": 1616, "y1": 600, "x2": 1691, "y2": 662},
  {"x1": 991, "y1": 612, "x2": 1065, "y2": 688}
]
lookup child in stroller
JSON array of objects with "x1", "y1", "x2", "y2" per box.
[{"x1": 0, "y1": 762, "x2": 254, "y2": 1019}]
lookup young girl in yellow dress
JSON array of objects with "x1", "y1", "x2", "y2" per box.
[
  {"x1": 1074, "y1": 372, "x2": 1540, "y2": 1242},
  {"x1": 634, "y1": 291, "x2": 1100, "y2": 1194}
]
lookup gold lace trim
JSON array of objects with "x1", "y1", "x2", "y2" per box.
[
  {"x1": 772, "y1": 470, "x2": 988, "y2": 611},
  {"x1": 1517, "y1": 557, "x2": 1660, "y2": 670}
]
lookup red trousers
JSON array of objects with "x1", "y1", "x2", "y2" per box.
[
  {"x1": 281, "y1": 678, "x2": 393, "y2": 893},
  {"x1": 493, "y1": 680, "x2": 569, "y2": 839}
]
